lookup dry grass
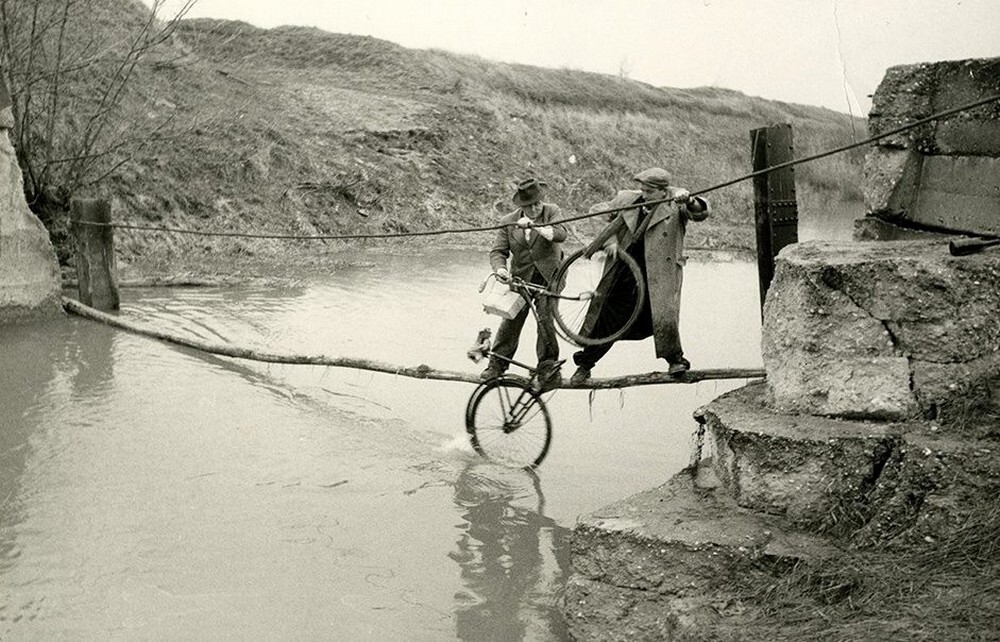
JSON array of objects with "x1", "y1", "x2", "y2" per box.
[
  {"x1": 698, "y1": 506, "x2": 1000, "y2": 641},
  {"x1": 18, "y1": 3, "x2": 864, "y2": 271}
]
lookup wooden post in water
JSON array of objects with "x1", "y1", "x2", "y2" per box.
[
  {"x1": 750, "y1": 123, "x2": 799, "y2": 316},
  {"x1": 71, "y1": 198, "x2": 120, "y2": 310}
]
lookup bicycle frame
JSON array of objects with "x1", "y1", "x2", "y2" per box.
[
  {"x1": 486, "y1": 273, "x2": 590, "y2": 305},
  {"x1": 468, "y1": 341, "x2": 539, "y2": 388},
  {"x1": 480, "y1": 250, "x2": 643, "y2": 348},
  {"x1": 481, "y1": 273, "x2": 586, "y2": 346}
]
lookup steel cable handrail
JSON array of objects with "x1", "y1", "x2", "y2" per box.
[{"x1": 70, "y1": 93, "x2": 1000, "y2": 240}]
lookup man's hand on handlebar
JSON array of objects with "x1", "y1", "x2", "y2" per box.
[{"x1": 494, "y1": 267, "x2": 511, "y2": 282}]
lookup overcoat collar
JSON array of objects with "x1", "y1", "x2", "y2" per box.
[{"x1": 621, "y1": 186, "x2": 687, "y2": 234}]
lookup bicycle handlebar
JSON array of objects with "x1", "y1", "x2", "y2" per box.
[
  {"x1": 479, "y1": 271, "x2": 535, "y2": 292},
  {"x1": 480, "y1": 270, "x2": 595, "y2": 302}
]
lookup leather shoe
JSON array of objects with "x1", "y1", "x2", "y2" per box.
[
  {"x1": 667, "y1": 358, "x2": 690, "y2": 377},
  {"x1": 570, "y1": 366, "x2": 591, "y2": 385},
  {"x1": 534, "y1": 370, "x2": 563, "y2": 393},
  {"x1": 480, "y1": 364, "x2": 503, "y2": 381}
]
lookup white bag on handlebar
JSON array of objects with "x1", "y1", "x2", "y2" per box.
[{"x1": 481, "y1": 278, "x2": 526, "y2": 319}]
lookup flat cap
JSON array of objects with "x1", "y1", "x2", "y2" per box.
[{"x1": 633, "y1": 167, "x2": 671, "y2": 188}]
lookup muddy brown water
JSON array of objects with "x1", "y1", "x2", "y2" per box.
[{"x1": 1, "y1": 247, "x2": 775, "y2": 639}]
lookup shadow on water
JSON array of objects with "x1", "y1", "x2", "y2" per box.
[
  {"x1": 0, "y1": 317, "x2": 116, "y2": 584},
  {"x1": 450, "y1": 462, "x2": 572, "y2": 641}
]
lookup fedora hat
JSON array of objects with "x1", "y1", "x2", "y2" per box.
[
  {"x1": 512, "y1": 177, "x2": 547, "y2": 207},
  {"x1": 633, "y1": 167, "x2": 671, "y2": 189}
]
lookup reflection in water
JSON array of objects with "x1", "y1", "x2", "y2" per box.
[
  {"x1": 450, "y1": 463, "x2": 572, "y2": 641},
  {"x1": 0, "y1": 318, "x2": 120, "y2": 629},
  {"x1": 69, "y1": 316, "x2": 117, "y2": 401},
  {"x1": 1, "y1": 323, "x2": 55, "y2": 559},
  {"x1": 0, "y1": 251, "x2": 778, "y2": 638}
]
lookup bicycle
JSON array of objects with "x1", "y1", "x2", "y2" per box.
[
  {"x1": 479, "y1": 247, "x2": 646, "y2": 347},
  {"x1": 465, "y1": 328, "x2": 561, "y2": 469},
  {"x1": 465, "y1": 250, "x2": 646, "y2": 469}
]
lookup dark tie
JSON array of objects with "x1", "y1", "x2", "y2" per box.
[{"x1": 633, "y1": 205, "x2": 653, "y2": 242}]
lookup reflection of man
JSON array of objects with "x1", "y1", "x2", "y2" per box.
[
  {"x1": 482, "y1": 178, "x2": 567, "y2": 389},
  {"x1": 571, "y1": 167, "x2": 710, "y2": 384},
  {"x1": 449, "y1": 464, "x2": 571, "y2": 641}
]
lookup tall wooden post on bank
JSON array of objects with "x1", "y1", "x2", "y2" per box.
[
  {"x1": 71, "y1": 198, "x2": 119, "y2": 310},
  {"x1": 750, "y1": 123, "x2": 799, "y2": 316}
]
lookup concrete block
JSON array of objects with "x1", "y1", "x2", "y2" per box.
[
  {"x1": 763, "y1": 240, "x2": 1000, "y2": 422},
  {"x1": 697, "y1": 382, "x2": 901, "y2": 530},
  {"x1": 696, "y1": 381, "x2": 1000, "y2": 548},
  {"x1": 861, "y1": 57, "x2": 1000, "y2": 238},
  {"x1": 0, "y1": 132, "x2": 61, "y2": 322},
  {"x1": 564, "y1": 462, "x2": 838, "y2": 641}
]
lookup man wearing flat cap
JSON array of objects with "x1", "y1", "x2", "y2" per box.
[
  {"x1": 570, "y1": 167, "x2": 710, "y2": 384},
  {"x1": 482, "y1": 178, "x2": 568, "y2": 388}
]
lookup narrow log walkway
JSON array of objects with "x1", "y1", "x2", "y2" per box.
[{"x1": 62, "y1": 297, "x2": 766, "y2": 389}]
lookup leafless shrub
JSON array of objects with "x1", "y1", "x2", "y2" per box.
[{"x1": 0, "y1": 0, "x2": 195, "y2": 213}]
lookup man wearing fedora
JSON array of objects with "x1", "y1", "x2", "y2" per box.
[
  {"x1": 570, "y1": 167, "x2": 710, "y2": 385},
  {"x1": 482, "y1": 178, "x2": 568, "y2": 389}
]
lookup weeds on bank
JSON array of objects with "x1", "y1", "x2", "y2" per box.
[{"x1": 706, "y1": 506, "x2": 1000, "y2": 641}]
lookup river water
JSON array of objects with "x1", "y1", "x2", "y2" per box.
[{"x1": 1, "y1": 244, "x2": 783, "y2": 639}]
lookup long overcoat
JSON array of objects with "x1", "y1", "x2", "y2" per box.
[{"x1": 582, "y1": 188, "x2": 709, "y2": 359}]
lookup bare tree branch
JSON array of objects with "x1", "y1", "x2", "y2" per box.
[{"x1": 1, "y1": 0, "x2": 198, "y2": 208}]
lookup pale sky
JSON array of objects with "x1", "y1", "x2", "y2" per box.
[{"x1": 152, "y1": 0, "x2": 999, "y2": 116}]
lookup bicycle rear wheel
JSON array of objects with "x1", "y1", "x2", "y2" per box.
[
  {"x1": 551, "y1": 247, "x2": 645, "y2": 346},
  {"x1": 466, "y1": 378, "x2": 552, "y2": 469}
]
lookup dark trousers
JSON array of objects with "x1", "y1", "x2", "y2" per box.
[
  {"x1": 572, "y1": 264, "x2": 655, "y2": 369},
  {"x1": 491, "y1": 270, "x2": 559, "y2": 371}
]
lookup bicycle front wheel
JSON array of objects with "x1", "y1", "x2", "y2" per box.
[
  {"x1": 551, "y1": 247, "x2": 646, "y2": 346},
  {"x1": 466, "y1": 378, "x2": 552, "y2": 469}
]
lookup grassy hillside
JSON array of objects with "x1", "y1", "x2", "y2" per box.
[{"x1": 30, "y1": 12, "x2": 866, "y2": 269}]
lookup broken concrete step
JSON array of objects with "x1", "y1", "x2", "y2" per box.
[
  {"x1": 855, "y1": 429, "x2": 1000, "y2": 548},
  {"x1": 562, "y1": 463, "x2": 839, "y2": 641},
  {"x1": 697, "y1": 381, "x2": 902, "y2": 532},
  {"x1": 697, "y1": 381, "x2": 1000, "y2": 545}
]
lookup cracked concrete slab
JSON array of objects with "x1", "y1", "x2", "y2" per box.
[
  {"x1": 696, "y1": 381, "x2": 1000, "y2": 548},
  {"x1": 856, "y1": 430, "x2": 1000, "y2": 548},
  {"x1": 763, "y1": 239, "x2": 1000, "y2": 421}
]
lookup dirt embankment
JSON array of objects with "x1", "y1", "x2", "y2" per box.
[{"x1": 23, "y1": 8, "x2": 865, "y2": 272}]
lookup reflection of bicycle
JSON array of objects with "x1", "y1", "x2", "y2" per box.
[
  {"x1": 450, "y1": 462, "x2": 571, "y2": 640},
  {"x1": 465, "y1": 330, "x2": 559, "y2": 469},
  {"x1": 481, "y1": 248, "x2": 646, "y2": 347}
]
